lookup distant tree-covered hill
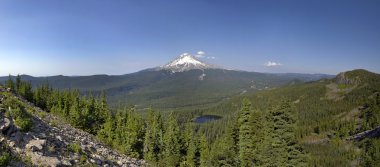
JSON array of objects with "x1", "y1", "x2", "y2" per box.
[
  {"x1": 0, "y1": 69, "x2": 332, "y2": 110},
  {"x1": 191, "y1": 69, "x2": 380, "y2": 166}
]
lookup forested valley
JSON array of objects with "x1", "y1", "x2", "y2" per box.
[{"x1": 2, "y1": 69, "x2": 380, "y2": 167}]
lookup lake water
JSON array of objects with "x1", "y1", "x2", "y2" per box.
[{"x1": 194, "y1": 115, "x2": 222, "y2": 123}]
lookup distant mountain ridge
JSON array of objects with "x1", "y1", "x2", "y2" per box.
[{"x1": 0, "y1": 54, "x2": 334, "y2": 110}]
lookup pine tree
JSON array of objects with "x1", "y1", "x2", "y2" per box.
[
  {"x1": 181, "y1": 122, "x2": 196, "y2": 167},
  {"x1": 209, "y1": 106, "x2": 242, "y2": 166},
  {"x1": 63, "y1": 91, "x2": 71, "y2": 117},
  {"x1": 185, "y1": 137, "x2": 197, "y2": 167},
  {"x1": 124, "y1": 107, "x2": 144, "y2": 158},
  {"x1": 18, "y1": 81, "x2": 33, "y2": 101},
  {"x1": 69, "y1": 96, "x2": 83, "y2": 128},
  {"x1": 199, "y1": 133, "x2": 210, "y2": 167},
  {"x1": 238, "y1": 99, "x2": 253, "y2": 167},
  {"x1": 143, "y1": 109, "x2": 164, "y2": 163},
  {"x1": 161, "y1": 112, "x2": 181, "y2": 166},
  {"x1": 98, "y1": 91, "x2": 109, "y2": 124},
  {"x1": 82, "y1": 94, "x2": 97, "y2": 133},
  {"x1": 114, "y1": 109, "x2": 127, "y2": 148},
  {"x1": 98, "y1": 113, "x2": 115, "y2": 146},
  {"x1": 6, "y1": 74, "x2": 14, "y2": 91},
  {"x1": 144, "y1": 109, "x2": 156, "y2": 162},
  {"x1": 237, "y1": 99, "x2": 263, "y2": 167},
  {"x1": 153, "y1": 111, "x2": 164, "y2": 162},
  {"x1": 15, "y1": 74, "x2": 21, "y2": 92},
  {"x1": 263, "y1": 100, "x2": 306, "y2": 166},
  {"x1": 209, "y1": 133, "x2": 237, "y2": 166}
]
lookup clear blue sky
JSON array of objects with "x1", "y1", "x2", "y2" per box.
[{"x1": 1, "y1": 0, "x2": 379, "y2": 76}]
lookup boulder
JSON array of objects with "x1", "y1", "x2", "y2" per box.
[
  {"x1": 5, "y1": 125, "x2": 17, "y2": 136},
  {"x1": 23, "y1": 133, "x2": 34, "y2": 142},
  {"x1": 15, "y1": 147, "x2": 23, "y2": 154},
  {"x1": 61, "y1": 159, "x2": 72, "y2": 166},
  {"x1": 26, "y1": 139, "x2": 46, "y2": 151},
  {"x1": 10, "y1": 131, "x2": 23, "y2": 143},
  {"x1": 30, "y1": 152, "x2": 61, "y2": 167},
  {"x1": 89, "y1": 158, "x2": 96, "y2": 164},
  {"x1": 56, "y1": 135, "x2": 62, "y2": 141},
  {"x1": 9, "y1": 141, "x2": 16, "y2": 147},
  {"x1": 0, "y1": 117, "x2": 11, "y2": 132},
  {"x1": 96, "y1": 159, "x2": 102, "y2": 165}
]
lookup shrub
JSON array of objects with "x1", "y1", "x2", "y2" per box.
[
  {"x1": 3, "y1": 97, "x2": 20, "y2": 111},
  {"x1": 3, "y1": 98, "x2": 34, "y2": 132},
  {"x1": 0, "y1": 153, "x2": 11, "y2": 166},
  {"x1": 14, "y1": 117, "x2": 33, "y2": 132},
  {"x1": 68, "y1": 143, "x2": 82, "y2": 154},
  {"x1": 79, "y1": 154, "x2": 87, "y2": 164}
]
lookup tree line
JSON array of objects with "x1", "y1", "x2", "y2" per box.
[{"x1": 4, "y1": 76, "x2": 308, "y2": 166}]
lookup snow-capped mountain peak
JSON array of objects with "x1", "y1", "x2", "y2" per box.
[
  {"x1": 166, "y1": 53, "x2": 205, "y2": 67},
  {"x1": 160, "y1": 53, "x2": 217, "y2": 72}
]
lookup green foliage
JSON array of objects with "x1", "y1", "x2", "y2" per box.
[
  {"x1": 237, "y1": 100, "x2": 263, "y2": 167},
  {"x1": 15, "y1": 75, "x2": 21, "y2": 91},
  {"x1": 9, "y1": 70, "x2": 380, "y2": 166},
  {"x1": 360, "y1": 138, "x2": 380, "y2": 166},
  {"x1": 25, "y1": 84, "x2": 108, "y2": 135},
  {"x1": 3, "y1": 97, "x2": 34, "y2": 132},
  {"x1": 5, "y1": 74, "x2": 15, "y2": 91},
  {"x1": 14, "y1": 116, "x2": 33, "y2": 132},
  {"x1": 17, "y1": 81, "x2": 33, "y2": 102},
  {"x1": 237, "y1": 100, "x2": 253, "y2": 166},
  {"x1": 79, "y1": 155, "x2": 87, "y2": 164},
  {"x1": 181, "y1": 122, "x2": 197, "y2": 167},
  {"x1": 68, "y1": 143, "x2": 82, "y2": 154},
  {"x1": 161, "y1": 112, "x2": 181, "y2": 166},
  {"x1": 199, "y1": 134, "x2": 210, "y2": 167},
  {"x1": 69, "y1": 96, "x2": 83, "y2": 128},
  {"x1": 337, "y1": 84, "x2": 352, "y2": 90},
  {"x1": 264, "y1": 101, "x2": 306, "y2": 166},
  {"x1": 303, "y1": 140, "x2": 359, "y2": 167},
  {"x1": 97, "y1": 114, "x2": 115, "y2": 146},
  {"x1": 194, "y1": 70, "x2": 380, "y2": 166},
  {"x1": 361, "y1": 93, "x2": 380, "y2": 131},
  {"x1": 33, "y1": 82, "x2": 52, "y2": 110},
  {"x1": 124, "y1": 107, "x2": 145, "y2": 158},
  {"x1": 209, "y1": 133, "x2": 237, "y2": 166},
  {"x1": 0, "y1": 70, "x2": 328, "y2": 111},
  {"x1": 0, "y1": 153, "x2": 11, "y2": 167},
  {"x1": 143, "y1": 109, "x2": 163, "y2": 164}
]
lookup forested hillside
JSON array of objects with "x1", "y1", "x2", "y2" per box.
[
  {"x1": 0, "y1": 69, "x2": 331, "y2": 110},
  {"x1": 192, "y1": 69, "x2": 380, "y2": 166},
  {"x1": 0, "y1": 81, "x2": 146, "y2": 166},
  {"x1": 1, "y1": 69, "x2": 379, "y2": 166}
]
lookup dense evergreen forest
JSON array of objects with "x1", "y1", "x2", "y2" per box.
[
  {"x1": 188, "y1": 70, "x2": 380, "y2": 166},
  {"x1": 2, "y1": 69, "x2": 380, "y2": 166}
]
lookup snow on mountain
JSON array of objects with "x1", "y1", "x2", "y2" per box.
[{"x1": 160, "y1": 53, "x2": 218, "y2": 72}]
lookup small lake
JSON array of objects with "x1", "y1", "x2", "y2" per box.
[{"x1": 194, "y1": 115, "x2": 222, "y2": 123}]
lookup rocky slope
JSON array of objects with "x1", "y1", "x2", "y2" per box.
[{"x1": 0, "y1": 88, "x2": 147, "y2": 167}]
